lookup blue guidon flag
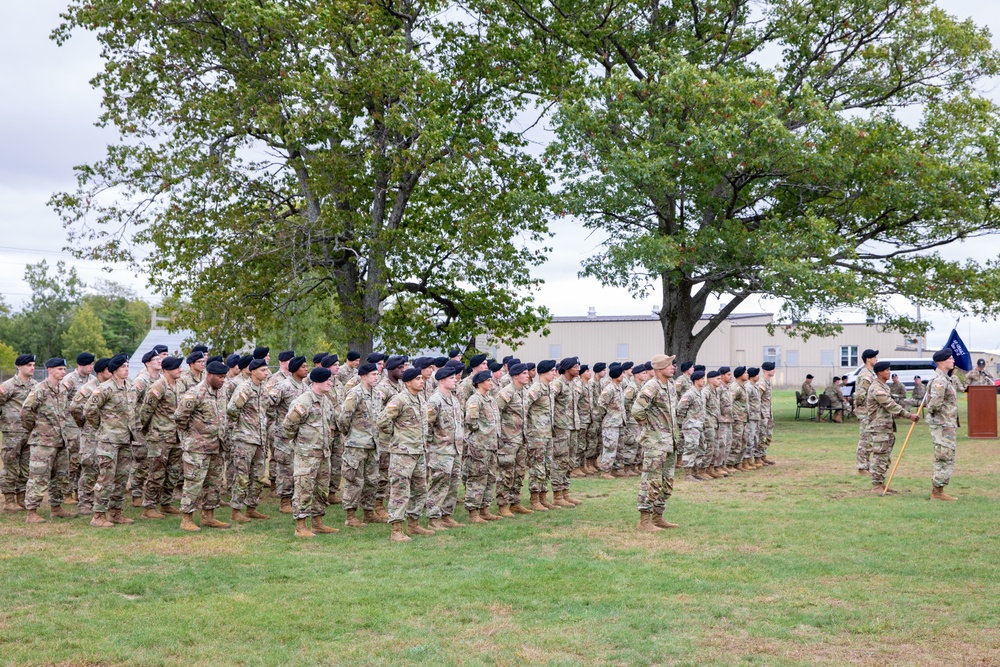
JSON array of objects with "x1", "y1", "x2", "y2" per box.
[{"x1": 944, "y1": 328, "x2": 974, "y2": 372}]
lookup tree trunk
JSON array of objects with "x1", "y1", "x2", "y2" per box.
[{"x1": 659, "y1": 273, "x2": 747, "y2": 363}]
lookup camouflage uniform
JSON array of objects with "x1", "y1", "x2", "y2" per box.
[
  {"x1": 129, "y1": 369, "x2": 158, "y2": 502},
  {"x1": 227, "y1": 378, "x2": 269, "y2": 511},
  {"x1": 1, "y1": 374, "x2": 37, "y2": 496},
  {"x1": 175, "y1": 369, "x2": 204, "y2": 397},
  {"x1": 926, "y1": 368, "x2": 958, "y2": 489},
  {"x1": 702, "y1": 383, "x2": 720, "y2": 469},
  {"x1": 676, "y1": 385, "x2": 706, "y2": 471},
  {"x1": 338, "y1": 383, "x2": 380, "y2": 512},
  {"x1": 456, "y1": 375, "x2": 476, "y2": 409},
  {"x1": 549, "y1": 376, "x2": 578, "y2": 492},
  {"x1": 756, "y1": 376, "x2": 773, "y2": 458},
  {"x1": 60, "y1": 369, "x2": 91, "y2": 497},
  {"x1": 70, "y1": 377, "x2": 101, "y2": 512},
  {"x1": 633, "y1": 377, "x2": 679, "y2": 513},
  {"x1": 889, "y1": 381, "x2": 907, "y2": 403},
  {"x1": 715, "y1": 382, "x2": 734, "y2": 468},
  {"x1": 908, "y1": 382, "x2": 926, "y2": 408},
  {"x1": 378, "y1": 390, "x2": 428, "y2": 524},
  {"x1": 524, "y1": 381, "x2": 553, "y2": 494},
  {"x1": 866, "y1": 377, "x2": 914, "y2": 486},
  {"x1": 596, "y1": 381, "x2": 625, "y2": 472},
  {"x1": 21, "y1": 380, "x2": 71, "y2": 510},
  {"x1": 464, "y1": 390, "x2": 500, "y2": 511},
  {"x1": 675, "y1": 373, "x2": 692, "y2": 399},
  {"x1": 964, "y1": 368, "x2": 995, "y2": 386},
  {"x1": 267, "y1": 376, "x2": 307, "y2": 502},
  {"x1": 283, "y1": 390, "x2": 335, "y2": 519},
  {"x1": 587, "y1": 377, "x2": 603, "y2": 463},
  {"x1": 174, "y1": 381, "x2": 228, "y2": 514},
  {"x1": 495, "y1": 383, "x2": 525, "y2": 507},
  {"x1": 138, "y1": 376, "x2": 182, "y2": 509},
  {"x1": 621, "y1": 380, "x2": 641, "y2": 469},
  {"x1": 84, "y1": 378, "x2": 138, "y2": 514},
  {"x1": 336, "y1": 364, "x2": 357, "y2": 387},
  {"x1": 573, "y1": 376, "x2": 592, "y2": 468},
  {"x1": 854, "y1": 367, "x2": 876, "y2": 472},
  {"x1": 729, "y1": 381, "x2": 748, "y2": 466},
  {"x1": 327, "y1": 378, "x2": 346, "y2": 499},
  {"x1": 745, "y1": 379, "x2": 761, "y2": 462},
  {"x1": 374, "y1": 376, "x2": 403, "y2": 502},
  {"x1": 426, "y1": 389, "x2": 464, "y2": 518}
]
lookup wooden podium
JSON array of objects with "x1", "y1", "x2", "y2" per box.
[{"x1": 967, "y1": 385, "x2": 998, "y2": 439}]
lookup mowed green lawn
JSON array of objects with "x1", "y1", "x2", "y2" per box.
[{"x1": 2, "y1": 390, "x2": 999, "y2": 666}]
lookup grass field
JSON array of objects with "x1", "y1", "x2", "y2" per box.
[{"x1": 2, "y1": 390, "x2": 999, "y2": 666}]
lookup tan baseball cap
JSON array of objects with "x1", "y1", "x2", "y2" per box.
[{"x1": 651, "y1": 354, "x2": 676, "y2": 370}]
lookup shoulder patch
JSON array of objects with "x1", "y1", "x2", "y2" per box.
[
  {"x1": 150, "y1": 387, "x2": 162, "y2": 399},
  {"x1": 294, "y1": 404, "x2": 307, "y2": 416},
  {"x1": 641, "y1": 387, "x2": 655, "y2": 398}
]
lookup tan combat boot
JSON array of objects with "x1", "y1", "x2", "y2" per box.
[
  {"x1": 245, "y1": 507, "x2": 269, "y2": 520},
  {"x1": 497, "y1": 504, "x2": 515, "y2": 518},
  {"x1": 90, "y1": 511, "x2": 114, "y2": 528},
  {"x1": 362, "y1": 509, "x2": 379, "y2": 524},
  {"x1": 586, "y1": 458, "x2": 600, "y2": 475},
  {"x1": 683, "y1": 468, "x2": 699, "y2": 482},
  {"x1": 479, "y1": 506, "x2": 502, "y2": 521},
  {"x1": 529, "y1": 492, "x2": 548, "y2": 512},
  {"x1": 108, "y1": 509, "x2": 135, "y2": 525},
  {"x1": 467, "y1": 507, "x2": 488, "y2": 524},
  {"x1": 628, "y1": 465, "x2": 641, "y2": 476},
  {"x1": 390, "y1": 521, "x2": 411, "y2": 542},
  {"x1": 599, "y1": 470, "x2": 615, "y2": 480},
  {"x1": 141, "y1": 507, "x2": 165, "y2": 520},
  {"x1": 132, "y1": 496, "x2": 143, "y2": 508},
  {"x1": 638, "y1": 511, "x2": 663, "y2": 532},
  {"x1": 279, "y1": 497, "x2": 293, "y2": 514},
  {"x1": 294, "y1": 517, "x2": 315, "y2": 538},
  {"x1": 510, "y1": 502, "x2": 532, "y2": 514},
  {"x1": 762, "y1": 456, "x2": 777, "y2": 466},
  {"x1": 931, "y1": 486, "x2": 958, "y2": 501},
  {"x1": 311, "y1": 515, "x2": 339, "y2": 534},
  {"x1": 15, "y1": 492, "x2": 27, "y2": 510},
  {"x1": 3, "y1": 493, "x2": 18, "y2": 512},
  {"x1": 50, "y1": 505, "x2": 77, "y2": 518},
  {"x1": 612, "y1": 468, "x2": 628, "y2": 478},
  {"x1": 25, "y1": 509, "x2": 46, "y2": 524},
  {"x1": 230, "y1": 508, "x2": 250, "y2": 524},
  {"x1": 200, "y1": 509, "x2": 230, "y2": 528},
  {"x1": 871, "y1": 484, "x2": 886, "y2": 495},
  {"x1": 563, "y1": 490, "x2": 582, "y2": 506},
  {"x1": 857, "y1": 468, "x2": 869, "y2": 476},
  {"x1": 753, "y1": 457, "x2": 765, "y2": 469},
  {"x1": 344, "y1": 509, "x2": 366, "y2": 527},
  {"x1": 427, "y1": 517, "x2": 449, "y2": 531},
  {"x1": 652, "y1": 513, "x2": 679, "y2": 529},
  {"x1": 569, "y1": 466, "x2": 587, "y2": 479},
  {"x1": 374, "y1": 500, "x2": 390, "y2": 522},
  {"x1": 442, "y1": 514, "x2": 463, "y2": 527},
  {"x1": 540, "y1": 491, "x2": 558, "y2": 509},
  {"x1": 407, "y1": 517, "x2": 435, "y2": 535},
  {"x1": 705, "y1": 467, "x2": 723, "y2": 479},
  {"x1": 179, "y1": 512, "x2": 200, "y2": 532},
  {"x1": 160, "y1": 503, "x2": 182, "y2": 515},
  {"x1": 64, "y1": 493, "x2": 78, "y2": 505}
]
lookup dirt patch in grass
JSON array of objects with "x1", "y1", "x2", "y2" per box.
[{"x1": 131, "y1": 533, "x2": 263, "y2": 557}]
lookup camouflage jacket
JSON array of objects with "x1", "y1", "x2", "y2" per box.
[
  {"x1": 421, "y1": 376, "x2": 437, "y2": 402},
  {"x1": 623, "y1": 381, "x2": 640, "y2": 429},
  {"x1": 550, "y1": 376, "x2": 580, "y2": 430},
  {"x1": 964, "y1": 368, "x2": 995, "y2": 386},
  {"x1": 801, "y1": 381, "x2": 817, "y2": 399},
  {"x1": 495, "y1": 383, "x2": 526, "y2": 446},
  {"x1": 573, "y1": 376, "x2": 592, "y2": 426},
  {"x1": 133, "y1": 369, "x2": 158, "y2": 404},
  {"x1": 716, "y1": 382, "x2": 734, "y2": 423},
  {"x1": 702, "y1": 384, "x2": 720, "y2": 429},
  {"x1": 0, "y1": 375, "x2": 36, "y2": 434},
  {"x1": 867, "y1": 378, "x2": 912, "y2": 436},
  {"x1": 889, "y1": 381, "x2": 907, "y2": 401},
  {"x1": 730, "y1": 381, "x2": 748, "y2": 423},
  {"x1": 336, "y1": 364, "x2": 357, "y2": 386},
  {"x1": 676, "y1": 385, "x2": 705, "y2": 430},
  {"x1": 824, "y1": 385, "x2": 845, "y2": 409},
  {"x1": 339, "y1": 383, "x2": 379, "y2": 450},
  {"x1": 632, "y1": 378, "x2": 679, "y2": 453},
  {"x1": 465, "y1": 391, "x2": 500, "y2": 453},
  {"x1": 925, "y1": 368, "x2": 959, "y2": 428},
  {"x1": 265, "y1": 368, "x2": 291, "y2": 391},
  {"x1": 757, "y1": 377, "x2": 772, "y2": 420},
  {"x1": 224, "y1": 374, "x2": 245, "y2": 401},
  {"x1": 596, "y1": 382, "x2": 625, "y2": 428},
  {"x1": 175, "y1": 369, "x2": 204, "y2": 396},
  {"x1": 675, "y1": 373, "x2": 692, "y2": 399},
  {"x1": 84, "y1": 378, "x2": 138, "y2": 445},
  {"x1": 283, "y1": 390, "x2": 336, "y2": 457},
  {"x1": 21, "y1": 379, "x2": 68, "y2": 448},
  {"x1": 910, "y1": 383, "x2": 926, "y2": 405},
  {"x1": 267, "y1": 376, "x2": 307, "y2": 441},
  {"x1": 139, "y1": 376, "x2": 181, "y2": 443},
  {"x1": 427, "y1": 389, "x2": 464, "y2": 456},
  {"x1": 377, "y1": 390, "x2": 427, "y2": 456},
  {"x1": 524, "y1": 380, "x2": 553, "y2": 440},
  {"x1": 70, "y1": 376, "x2": 100, "y2": 438},
  {"x1": 227, "y1": 378, "x2": 269, "y2": 447},
  {"x1": 746, "y1": 380, "x2": 761, "y2": 421},
  {"x1": 60, "y1": 369, "x2": 92, "y2": 441},
  {"x1": 174, "y1": 381, "x2": 228, "y2": 454},
  {"x1": 589, "y1": 379, "x2": 603, "y2": 422},
  {"x1": 456, "y1": 375, "x2": 476, "y2": 408},
  {"x1": 854, "y1": 367, "x2": 876, "y2": 417}
]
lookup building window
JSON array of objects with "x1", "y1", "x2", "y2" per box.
[
  {"x1": 840, "y1": 346, "x2": 859, "y2": 367},
  {"x1": 786, "y1": 350, "x2": 799, "y2": 367},
  {"x1": 549, "y1": 344, "x2": 561, "y2": 358},
  {"x1": 763, "y1": 346, "x2": 780, "y2": 366},
  {"x1": 615, "y1": 343, "x2": 628, "y2": 360}
]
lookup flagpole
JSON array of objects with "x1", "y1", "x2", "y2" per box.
[{"x1": 883, "y1": 390, "x2": 929, "y2": 496}]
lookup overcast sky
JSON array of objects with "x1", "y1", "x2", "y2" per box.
[{"x1": 3, "y1": 2, "x2": 1000, "y2": 350}]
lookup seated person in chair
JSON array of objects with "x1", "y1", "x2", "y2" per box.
[
  {"x1": 822, "y1": 377, "x2": 846, "y2": 422},
  {"x1": 800, "y1": 375, "x2": 818, "y2": 404}
]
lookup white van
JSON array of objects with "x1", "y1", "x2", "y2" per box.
[{"x1": 842, "y1": 358, "x2": 935, "y2": 395}]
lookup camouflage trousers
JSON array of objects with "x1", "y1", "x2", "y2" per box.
[
  {"x1": 728, "y1": 421, "x2": 746, "y2": 466},
  {"x1": 930, "y1": 425, "x2": 957, "y2": 488},
  {"x1": 575, "y1": 422, "x2": 591, "y2": 467},
  {"x1": 94, "y1": 441, "x2": 134, "y2": 514},
  {"x1": 341, "y1": 446, "x2": 378, "y2": 511},
  {"x1": 24, "y1": 444, "x2": 70, "y2": 510},
  {"x1": 65, "y1": 434, "x2": 80, "y2": 498},
  {"x1": 180, "y1": 450, "x2": 224, "y2": 514},
  {"x1": 377, "y1": 449, "x2": 390, "y2": 502},
  {"x1": 756, "y1": 418, "x2": 774, "y2": 457},
  {"x1": 715, "y1": 423, "x2": 732, "y2": 467},
  {"x1": 222, "y1": 445, "x2": 236, "y2": 498},
  {"x1": 598, "y1": 425, "x2": 622, "y2": 472},
  {"x1": 680, "y1": 427, "x2": 705, "y2": 470},
  {"x1": 550, "y1": 428, "x2": 574, "y2": 491},
  {"x1": 585, "y1": 422, "x2": 601, "y2": 462},
  {"x1": 292, "y1": 452, "x2": 330, "y2": 519},
  {"x1": 463, "y1": 446, "x2": 498, "y2": 511},
  {"x1": 387, "y1": 452, "x2": 427, "y2": 523},
  {"x1": 619, "y1": 425, "x2": 639, "y2": 467},
  {"x1": 869, "y1": 433, "x2": 895, "y2": 486},
  {"x1": 856, "y1": 418, "x2": 873, "y2": 471},
  {"x1": 426, "y1": 451, "x2": 461, "y2": 518},
  {"x1": 329, "y1": 435, "x2": 344, "y2": 498},
  {"x1": 496, "y1": 440, "x2": 527, "y2": 507},
  {"x1": 78, "y1": 436, "x2": 98, "y2": 512},
  {"x1": 1, "y1": 431, "x2": 30, "y2": 494},
  {"x1": 271, "y1": 439, "x2": 295, "y2": 499},
  {"x1": 527, "y1": 436, "x2": 551, "y2": 493},
  {"x1": 128, "y1": 439, "x2": 149, "y2": 499},
  {"x1": 744, "y1": 420, "x2": 759, "y2": 460},
  {"x1": 267, "y1": 436, "x2": 276, "y2": 487},
  {"x1": 701, "y1": 425, "x2": 717, "y2": 468},
  {"x1": 229, "y1": 442, "x2": 266, "y2": 510},
  {"x1": 143, "y1": 438, "x2": 182, "y2": 508},
  {"x1": 637, "y1": 448, "x2": 676, "y2": 513}
]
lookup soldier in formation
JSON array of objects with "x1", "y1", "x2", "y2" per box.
[{"x1": 865, "y1": 361, "x2": 919, "y2": 495}]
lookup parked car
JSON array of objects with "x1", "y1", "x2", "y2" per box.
[{"x1": 842, "y1": 358, "x2": 936, "y2": 396}]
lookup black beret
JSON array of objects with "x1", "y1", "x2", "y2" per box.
[
  {"x1": 537, "y1": 359, "x2": 556, "y2": 374},
  {"x1": 435, "y1": 366, "x2": 459, "y2": 381},
  {"x1": 558, "y1": 357, "x2": 578, "y2": 373},
  {"x1": 346, "y1": 350, "x2": 361, "y2": 361},
  {"x1": 932, "y1": 349, "x2": 952, "y2": 362},
  {"x1": 525, "y1": 362, "x2": 536, "y2": 371},
  {"x1": 251, "y1": 346, "x2": 268, "y2": 359},
  {"x1": 206, "y1": 360, "x2": 229, "y2": 375},
  {"x1": 579, "y1": 364, "x2": 589, "y2": 374},
  {"x1": 385, "y1": 355, "x2": 406, "y2": 371},
  {"x1": 433, "y1": 356, "x2": 448, "y2": 367},
  {"x1": 734, "y1": 366, "x2": 747, "y2": 377},
  {"x1": 448, "y1": 348, "x2": 461, "y2": 357},
  {"x1": 873, "y1": 361, "x2": 891, "y2": 373},
  {"x1": 691, "y1": 371, "x2": 705, "y2": 381},
  {"x1": 621, "y1": 361, "x2": 634, "y2": 371},
  {"x1": 747, "y1": 367, "x2": 759, "y2": 378},
  {"x1": 248, "y1": 359, "x2": 268, "y2": 372},
  {"x1": 327, "y1": 354, "x2": 339, "y2": 364},
  {"x1": 694, "y1": 364, "x2": 705, "y2": 372},
  {"x1": 191, "y1": 344, "x2": 209, "y2": 354},
  {"x1": 288, "y1": 356, "x2": 307, "y2": 373},
  {"x1": 76, "y1": 352, "x2": 95, "y2": 366},
  {"x1": 862, "y1": 349, "x2": 879, "y2": 361},
  {"x1": 488, "y1": 361, "x2": 503, "y2": 373},
  {"x1": 680, "y1": 361, "x2": 694, "y2": 372},
  {"x1": 761, "y1": 362, "x2": 775, "y2": 371},
  {"x1": 161, "y1": 356, "x2": 182, "y2": 371},
  {"x1": 609, "y1": 366, "x2": 623, "y2": 379},
  {"x1": 508, "y1": 363, "x2": 527, "y2": 376},
  {"x1": 402, "y1": 367, "x2": 422, "y2": 383},
  {"x1": 592, "y1": 362, "x2": 607, "y2": 373},
  {"x1": 206, "y1": 356, "x2": 223, "y2": 365},
  {"x1": 502, "y1": 356, "x2": 512, "y2": 364},
  {"x1": 805, "y1": 374, "x2": 814, "y2": 379},
  {"x1": 314, "y1": 352, "x2": 330, "y2": 365},
  {"x1": 94, "y1": 357, "x2": 112, "y2": 373},
  {"x1": 45, "y1": 357, "x2": 67, "y2": 368},
  {"x1": 472, "y1": 370, "x2": 492, "y2": 385},
  {"x1": 509, "y1": 358, "x2": 521, "y2": 366},
  {"x1": 469, "y1": 353, "x2": 488, "y2": 368},
  {"x1": 186, "y1": 351, "x2": 205, "y2": 365},
  {"x1": 413, "y1": 357, "x2": 433, "y2": 370},
  {"x1": 277, "y1": 350, "x2": 295, "y2": 362},
  {"x1": 238, "y1": 355, "x2": 253, "y2": 369},
  {"x1": 446, "y1": 359, "x2": 465, "y2": 369},
  {"x1": 358, "y1": 362, "x2": 379, "y2": 376},
  {"x1": 707, "y1": 370, "x2": 720, "y2": 379},
  {"x1": 108, "y1": 354, "x2": 128, "y2": 372},
  {"x1": 309, "y1": 367, "x2": 332, "y2": 383},
  {"x1": 225, "y1": 353, "x2": 241, "y2": 368},
  {"x1": 321, "y1": 355, "x2": 338, "y2": 368},
  {"x1": 609, "y1": 362, "x2": 621, "y2": 368},
  {"x1": 141, "y1": 350, "x2": 157, "y2": 364},
  {"x1": 367, "y1": 352, "x2": 386, "y2": 364},
  {"x1": 152, "y1": 344, "x2": 169, "y2": 355}
]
